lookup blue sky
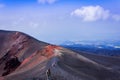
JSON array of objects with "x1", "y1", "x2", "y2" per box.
[{"x1": 0, "y1": 0, "x2": 120, "y2": 44}]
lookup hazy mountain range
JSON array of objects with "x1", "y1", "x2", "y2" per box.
[{"x1": 61, "y1": 40, "x2": 120, "y2": 56}]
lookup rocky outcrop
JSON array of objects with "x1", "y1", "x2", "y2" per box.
[
  {"x1": 0, "y1": 30, "x2": 48, "y2": 77},
  {"x1": 2, "y1": 56, "x2": 21, "y2": 76}
]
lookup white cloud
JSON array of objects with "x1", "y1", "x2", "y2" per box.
[
  {"x1": 71, "y1": 5, "x2": 110, "y2": 21},
  {"x1": 38, "y1": 0, "x2": 58, "y2": 4},
  {"x1": 112, "y1": 15, "x2": 120, "y2": 21}
]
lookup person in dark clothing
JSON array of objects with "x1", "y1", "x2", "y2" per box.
[{"x1": 46, "y1": 68, "x2": 52, "y2": 80}]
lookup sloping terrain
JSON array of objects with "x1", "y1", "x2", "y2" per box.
[
  {"x1": 0, "y1": 30, "x2": 49, "y2": 79},
  {"x1": 0, "y1": 30, "x2": 120, "y2": 80}
]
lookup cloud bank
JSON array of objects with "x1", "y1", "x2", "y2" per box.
[{"x1": 71, "y1": 5, "x2": 110, "y2": 21}]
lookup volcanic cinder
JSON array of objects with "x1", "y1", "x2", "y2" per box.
[{"x1": 0, "y1": 30, "x2": 120, "y2": 80}]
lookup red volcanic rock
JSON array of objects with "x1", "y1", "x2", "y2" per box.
[
  {"x1": 41, "y1": 45, "x2": 61, "y2": 58},
  {"x1": 0, "y1": 30, "x2": 120, "y2": 80},
  {"x1": 0, "y1": 30, "x2": 49, "y2": 77}
]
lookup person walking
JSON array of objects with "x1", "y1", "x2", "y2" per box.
[{"x1": 46, "y1": 68, "x2": 52, "y2": 80}]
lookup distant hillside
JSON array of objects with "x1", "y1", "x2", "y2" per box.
[{"x1": 0, "y1": 30, "x2": 120, "y2": 80}]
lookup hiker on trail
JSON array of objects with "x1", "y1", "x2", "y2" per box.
[{"x1": 46, "y1": 68, "x2": 52, "y2": 80}]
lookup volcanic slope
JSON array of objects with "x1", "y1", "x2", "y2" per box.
[{"x1": 0, "y1": 30, "x2": 120, "y2": 80}]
